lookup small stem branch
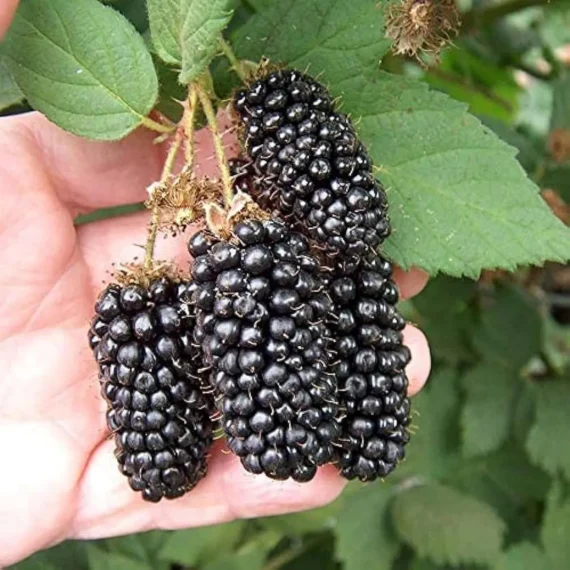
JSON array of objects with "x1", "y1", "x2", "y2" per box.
[
  {"x1": 144, "y1": 131, "x2": 183, "y2": 269},
  {"x1": 219, "y1": 36, "x2": 247, "y2": 82},
  {"x1": 195, "y1": 83, "x2": 233, "y2": 208},
  {"x1": 141, "y1": 115, "x2": 176, "y2": 135},
  {"x1": 184, "y1": 85, "x2": 199, "y2": 169},
  {"x1": 462, "y1": 0, "x2": 561, "y2": 32}
]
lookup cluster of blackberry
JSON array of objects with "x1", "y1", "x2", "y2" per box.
[
  {"x1": 231, "y1": 69, "x2": 411, "y2": 482},
  {"x1": 88, "y1": 68, "x2": 411, "y2": 501}
]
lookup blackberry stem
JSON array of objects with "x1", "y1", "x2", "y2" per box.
[
  {"x1": 184, "y1": 85, "x2": 199, "y2": 168},
  {"x1": 195, "y1": 83, "x2": 233, "y2": 208},
  {"x1": 144, "y1": 130, "x2": 184, "y2": 270},
  {"x1": 141, "y1": 115, "x2": 176, "y2": 135},
  {"x1": 219, "y1": 36, "x2": 247, "y2": 82}
]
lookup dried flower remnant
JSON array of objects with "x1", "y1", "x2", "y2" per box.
[{"x1": 385, "y1": 0, "x2": 460, "y2": 61}]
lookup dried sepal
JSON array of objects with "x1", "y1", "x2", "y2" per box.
[
  {"x1": 112, "y1": 260, "x2": 185, "y2": 288},
  {"x1": 146, "y1": 167, "x2": 224, "y2": 235},
  {"x1": 385, "y1": 0, "x2": 460, "y2": 61},
  {"x1": 227, "y1": 190, "x2": 271, "y2": 227}
]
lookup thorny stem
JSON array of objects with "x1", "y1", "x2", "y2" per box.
[
  {"x1": 141, "y1": 115, "x2": 176, "y2": 135},
  {"x1": 219, "y1": 36, "x2": 247, "y2": 82},
  {"x1": 462, "y1": 0, "x2": 561, "y2": 31},
  {"x1": 184, "y1": 85, "x2": 199, "y2": 169},
  {"x1": 195, "y1": 82, "x2": 234, "y2": 208},
  {"x1": 144, "y1": 131, "x2": 184, "y2": 270}
]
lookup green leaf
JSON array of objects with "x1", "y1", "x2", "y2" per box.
[
  {"x1": 260, "y1": 499, "x2": 342, "y2": 535},
  {"x1": 0, "y1": 57, "x2": 23, "y2": 111},
  {"x1": 3, "y1": 0, "x2": 159, "y2": 140},
  {"x1": 335, "y1": 484, "x2": 400, "y2": 570},
  {"x1": 461, "y1": 365, "x2": 518, "y2": 457},
  {"x1": 10, "y1": 541, "x2": 89, "y2": 570},
  {"x1": 413, "y1": 276, "x2": 476, "y2": 364},
  {"x1": 232, "y1": 1, "x2": 570, "y2": 276},
  {"x1": 391, "y1": 484, "x2": 506, "y2": 566},
  {"x1": 232, "y1": 0, "x2": 391, "y2": 89},
  {"x1": 471, "y1": 286, "x2": 542, "y2": 370},
  {"x1": 147, "y1": 0, "x2": 233, "y2": 83},
  {"x1": 526, "y1": 379, "x2": 570, "y2": 482},
  {"x1": 86, "y1": 544, "x2": 150, "y2": 570},
  {"x1": 494, "y1": 542, "x2": 549, "y2": 570},
  {"x1": 158, "y1": 521, "x2": 245, "y2": 566},
  {"x1": 348, "y1": 74, "x2": 570, "y2": 276},
  {"x1": 395, "y1": 368, "x2": 461, "y2": 479},
  {"x1": 100, "y1": 532, "x2": 170, "y2": 569},
  {"x1": 541, "y1": 482, "x2": 570, "y2": 567},
  {"x1": 550, "y1": 72, "x2": 570, "y2": 131},
  {"x1": 203, "y1": 530, "x2": 281, "y2": 570}
]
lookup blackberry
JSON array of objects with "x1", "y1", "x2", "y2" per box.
[
  {"x1": 328, "y1": 255, "x2": 411, "y2": 481},
  {"x1": 189, "y1": 219, "x2": 340, "y2": 482},
  {"x1": 89, "y1": 277, "x2": 214, "y2": 502},
  {"x1": 232, "y1": 69, "x2": 390, "y2": 263}
]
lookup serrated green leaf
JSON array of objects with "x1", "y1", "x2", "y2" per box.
[
  {"x1": 232, "y1": 0, "x2": 391, "y2": 89},
  {"x1": 413, "y1": 276, "x2": 476, "y2": 364},
  {"x1": 526, "y1": 379, "x2": 570, "y2": 482},
  {"x1": 472, "y1": 286, "x2": 542, "y2": 370},
  {"x1": 158, "y1": 521, "x2": 245, "y2": 565},
  {"x1": 461, "y1": 365, "x2": 518, "y2": 457},
  {"x1": 147, "y1": 0, "x2": 232, "y2": 83},
  {"x1": 86, "y1": 544, "x2": 150, "y2": 570},
  {"x1": 281, "y1": 533, "x2": 338, "y2": 570},
  {"x1": 494, "y1": 542, "x2": 549, "y2": 570},
  {"x1": 550, "y1": 72, "x2": 570, "y2": 131},
  {"x1": 335, "y1": 484, "x2": 400, "y2": 570},
  {"x1": 541, "y1": 482, "x2": 570, "y2": 567},
  {"x1": 396, "y1": 368, "x2": 461, "y2": 479},
  {"x1": 391, "y1": 484, "x2": 506, "y2": 566},
  {"x1": 232, "y1": 2, "x2": 570, "y2": 276},
  {"x1": 349, "y1": 74, "x2": 570, "y2": 276},
  {"x1": 0, "y1": 57, "x2": 23, "y2": 111},
  {"x1": 3, "y1": 0, "x2": 158, "y2": 140}
]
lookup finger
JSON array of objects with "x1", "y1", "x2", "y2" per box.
[
  {"x1": 404, "y1": 325, "x2": 431, "y2": 396},
  {"x1": 0, "y1": 0, "x2": 18, "y2": 38},
  {"x1": 392, "y1": 267, "x2": 429, "y2": 300},
  {"x1": 71, "y1": 440, "x2": 345, "y2": 540},
  {"x1": 0, "y1": 111, "x2": 239, "y2": 217}
]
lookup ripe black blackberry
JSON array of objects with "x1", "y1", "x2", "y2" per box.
[
  {"x1": 328, "y1": 255, "x2": 411, "y2": 481},
  {"x1": 232, "y1": 69, "x2": 390, "y2": 263},
  {"x1": 89, "y1": 277, "x2": 214, "y2": 502},
  {"x1": 189, "y1": 219, "x2": 340, "y2": 482}
]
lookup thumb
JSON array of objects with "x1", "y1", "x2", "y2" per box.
[{"x1": 0, "y1": 0, "x2": 19, "y2": 39}]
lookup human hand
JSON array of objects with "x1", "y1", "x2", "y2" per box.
[{"x1": 0, "y1": 5, "x2": 431, "y2": 567}]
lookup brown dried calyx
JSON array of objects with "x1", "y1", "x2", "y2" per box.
[
  {"x1": 385, "y1": 0, "x2": 460, "y2": 61},
  {"x1": 204, "y1": 192, "x2": 271, "y2": 240},
  {"x1": 145, "y1": 166, "x2": 224, "y2": 235},
  {"x1": 112, "y1": 260, "x2": 184, "y2": 288}
]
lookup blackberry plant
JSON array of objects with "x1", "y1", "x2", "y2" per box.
[{"x1": 3, "y1": 0, "x2": 570, "y2": 568}]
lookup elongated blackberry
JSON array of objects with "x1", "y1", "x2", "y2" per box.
[
  {"x1": 89, "y1": 277, "x2": 214, "y2": 502},
  {"x1": 329, "y1": 256, "x2": 411, "y2": 481},
  {"x1": 232, "y1": 69, "x2": 390, "y2": 263},
  {"x1": 189, "y1": 219, "x2": 340, "y2": 482}
]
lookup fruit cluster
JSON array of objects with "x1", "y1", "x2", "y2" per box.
[{"x1": 89, "y1": 68, "x2": 411, "y2": 502}]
